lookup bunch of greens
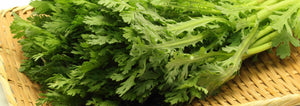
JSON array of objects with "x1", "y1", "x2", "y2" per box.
[{"x1": 10, "y1": 0, "x2": 300, "y2": 105}]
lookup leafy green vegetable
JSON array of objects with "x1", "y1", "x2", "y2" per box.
[{"x1": 10, "y1": 0, "x2": 300, "y2": 105}]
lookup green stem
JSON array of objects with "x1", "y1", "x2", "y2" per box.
[
  {"x1": 231, "y1": 24, "x2": 259, "y2": 64},
  {"x1": 247, "y1": 0, "x2": 298, "y2": 22},
  {"x1": 168, "y1": 17, "x2": 230, "y2": 35},
  {"x1": 153, "y1": 34, "x2": 205, "y2": 49},
  {"x1": 206, "y1": 24, "x2": 260, "y2": 94},
  {"x1": 205, "y1": 39, "x2": 219, "y2": 50},
  {"x1": 247, "y1": 0, "x2": 267, "y2": 6},
  {"x1": 170, "y1": 5, "x2": 222, "y2": 15},
  {"x1": 34, "y1": 42, "x2": 49, "y2": 51},
  {"x1": 260, "y1": 0, "x2": 280, "y2": 6},
  {"x1": 255, "y1": 26, "x2": 274, "y2": 41},
  {"x1": 251, "y1": 31, "x2": 279, "y2": 48},
  {"x1": 167, "y1": 51, "x2": 233, "y2": 67},
  {"x1": 243, "y1": 42, "x2": 273, "y2": 59},
  {"x1": 41, "y1": 57, "x2": 47, "y2": 64}
]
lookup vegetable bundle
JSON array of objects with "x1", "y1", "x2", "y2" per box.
[{"x1": 10, "y1": 0, "x2": 300, "y2": 105}]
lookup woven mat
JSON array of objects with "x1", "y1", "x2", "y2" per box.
[{"x1": 0, "y1": 6, "x2": 41, "y2": 106}]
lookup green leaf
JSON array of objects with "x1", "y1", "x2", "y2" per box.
[
  {"x1": 293, "y1": 9, "x2": 300, "y2": 39},
  {"x1": 269, "y1": 3, "x2": 300, "y2": 35},
  {"x1": 120, "y1": 10, "x2": 136, "y2": 24},
  {"x1": 167, "y1": 16, "x2": 229, "y2": 35},
  {"x1": 82, "y1": 34, "x2": 120, "y2": 46},
  {"x1": 222, "y1": 46, "x2": 238, "y2": 53},
  {"x1": 216, "y1": 2, "x2": 259, "y2": 22},
  {"x1": 30, "y1": 1, "x2": 55, "y2": 14},
  {"x1": 98, "y1": 0, "x2": 132, "y2": 12},
  {"x1": 83, "y1": 15, "x2": 114, "y2": 26},
  {"x1": 32, "y1": 53, "x2": 45, "y2": 61},
  {"x1": 66, "y1": 88, "x2": 82, "y2": 96},
  {"x1": 48, "y1": 74, "x2": 71, "y2": 90},
  {"x1": 72, "y1": 0, "x2": 98, "y2": 9},
  {"x1": 116, "y1": 72, "x2": 137, "y2": 96},
  {"x1": 122, "y1": 27, "x2": 138, "y2": 42},
  {"x1": 272, "y1": 29, "x2": 300, "y2": 59},
  {"x1": 110, "y1": 73, "x2": 125, "y2": 81},
  {"x1": 86, "y1": 98, "x2": 118, "y2": 106},
  {"x1": 164, "y1": 90, "x2": 189, "y2": 105}
]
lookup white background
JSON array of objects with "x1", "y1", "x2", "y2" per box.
[{"x1": 0, "y1": 0, "x2": 31, "y2": 10}]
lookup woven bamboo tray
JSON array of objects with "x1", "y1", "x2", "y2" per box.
[
  {"x1": 0, "y1": 6, "x2": 41, "y2": 106},
  {"x1": 0, "y1": 6, "x2": 300, "y2": 106}
]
